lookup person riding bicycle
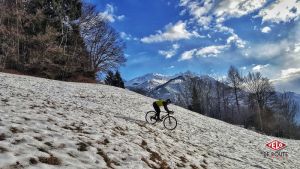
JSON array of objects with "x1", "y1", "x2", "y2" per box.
[{"x1": 153, "y1": 99, "x2": 172, "y2": 121}]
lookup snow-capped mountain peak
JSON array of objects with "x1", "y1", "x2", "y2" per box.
[{"x1": 125, "y1": 73, "x2": 172, "y2": 92}]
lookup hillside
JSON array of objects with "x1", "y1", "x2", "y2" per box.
[
  {"x1": 127, "y1": 73, "x2": 300, "y2": 124},
  {"x1": 0, "y1": 73, "x2": 300, "y2": 169}
]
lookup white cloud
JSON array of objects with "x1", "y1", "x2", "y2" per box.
[
  {"x1": 196, "y1": 45, "x2": 228, "y2": 57},
  {"x1": 117, "y1": 15, "x2": 125, "y2": 21},
  {"x1": 294, "y1": 43, "x2": 300, "y2": 52},
  {"x1": 243, "y1": 40, "x2": 290, "y2": 59},
  {"x1": 179, "y1": 49, "x2": 197, "y2": 61},
  {"x1": 141, "y1": 21, "x2": 201, "y2": 43},
  {"x1": 252, "y1": 64, "x2": 270, "y2": 71},
  {"x1": 180, "y1": 0, "x2": 267, "y2": 27},
  {"x1": 226, "y1": 34, "x2": 246, "y2": 48},
  {"x1": 214, "y1": 0, "x2": 267, "y2": 22},
  {"x1": 261, "y1": 26, "x2": 272, "y2": 33},
  {"x1": 120, "y1": 32, "x2": 137, "y2": 41},
  {"x1": 158, "y1": 44, "x2": 180, "y2": 59},
  {"x1": 273, "y1": 68, "x2": 300, "y2": 93},
  {"x1": 179, "y1": 45, "x2": 228, "y2": 61},
  {"x1": 215, "y1": 24, "x2": 234, "y2": 34},
  {"x1": 179, "y1": 0, "x2": 213, "y2": 28},
  {"x1": 281, "y1": 68, "x2": 300, "y2": 79},
  {"x1": 99, "y1": 4, "x2": 125, "y2": 23},
  {"x1": 258, "y1": 0, "x2": 300, "y2": 23},
  {"x1": 214, "y1": 24, "x2": 247, "y2": 48}
]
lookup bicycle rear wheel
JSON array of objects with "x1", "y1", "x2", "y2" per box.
[
  {"x1": 163, "y1": 116, "x2": 177, "y2": 130},
  {"x1": 145, "y1": 111, "x2": 157, "y2": 124}
]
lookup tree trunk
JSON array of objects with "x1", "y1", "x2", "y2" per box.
[{"x1": 234, "y1": 87, "x2": 240, "y2": 116}]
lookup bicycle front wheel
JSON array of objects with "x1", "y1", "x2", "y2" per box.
[
  {"x1": 163, "y1": 116, "x2": 177, "y2": 130},
  {"x1": 145, "y1": 111, "x2": 157, "y2": 124}
]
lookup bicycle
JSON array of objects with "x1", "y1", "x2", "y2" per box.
[{"x1": 145, "y1": 110, "x2": 177, "y2": 130}]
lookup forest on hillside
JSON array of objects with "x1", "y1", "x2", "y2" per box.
[
  {"x1": 0, "y1": 0, "x2": 126, "y2": 82},
  {"x1": 176, "y1": 66, "x2": 300, "y2": 139}
]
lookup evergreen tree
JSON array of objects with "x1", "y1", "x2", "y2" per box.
[
  {"x1": 104, "y1": 71, "x2": 115, "y2": 86},
  {"x1": 191, "y1": 85, "x2": 201, "y2": 113},
  {"x1": 104, "y1": 70, "x2": 125, "y2": 88},
  {"x1": 115, "y1": 70, "x2": 125, "y2": 88}
]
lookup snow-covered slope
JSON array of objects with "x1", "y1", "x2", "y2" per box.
[{"x1": 0, "y1": 73, "x2": 299, "y2": 169}]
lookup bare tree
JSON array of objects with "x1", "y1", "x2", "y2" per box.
[
  {"x1": 80, "y1": 4, "x2": 126, "y2": 73},
  {"x1": 244, "y1": 72, "x2": 275, "y2": 131},
  {"x1": 277, "y1": 92, "x2": 299, "y2": 124},
  {"x1": 227, "y1": 66, "x2": 243, "y2": 117}
]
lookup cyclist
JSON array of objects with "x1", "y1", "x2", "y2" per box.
[{"x1": 153, "y1": 99, "x2": 172, "y2": 121}]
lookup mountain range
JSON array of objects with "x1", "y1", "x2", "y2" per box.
[{"x1": 126, "y1": 72, "x2": 300, "y2": 123}]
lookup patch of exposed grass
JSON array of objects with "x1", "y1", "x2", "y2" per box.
[
  {"x1": 141, "y1": 140, "x2": 147, "y2": 147},
  {"x1": 141, "y1": 157, "x2": 153, "y2": 168},
  {"x1": 0, "y1": 146, "x2": 8, "y2": 153},
  {"x1": 44, "y1": 142, "x2": 53, "y2": 147},
  {"x1": 68, "y1": 152, "x2": 76, "y2": 158},
  {"x1": 97, "y1": 138, "x2": 109, "y2": 145},
  {"x1": 10, "y1": 127, "x2": 23, "y2": 133},
  {"x1": 58, "y1": 143, "x2": 66, "y2": 149},
  {"x1": 150, "y1": 150, "x2": 162, "y2": 163},
  {"x1": 38, "y1": 155, "x2": 61, "y2": 165},
  {"x1": 23, "y1": 117, "x2": 30, "y2": 121},
  {"x1": 1, "y1": 98, "x2": 8, "y2": 103},
  {"x1": 141, "y1": 145, "x2": 171, "y2": 169},
  {"x1": 200, "y1": 164, "x2": 207, "y2": 169},
  {"x1": 97, "y1": 148, "x2": 120, "y2": 168},
  {"x1": 34, "y1": 136, "x2": 43, "y2": 141},
  {"x1": 190, "y1": 164, "x2": 200, "y2": 169},
  {"x1": 0, "y1": 133, "x2": 6, "y2": 141},
  {"x1": 176, "y1": 163, "x2": 186, "y2": 167},
  {"x1": 160, "y1": 160, "x2": 171, "y2": 169},
  {"x1": 37, "y1": 147, "x2": 49, "y2": 154},
  {"x1": 9, "y1": 161, "x2": 23, "y2": 168},
  {"x1": 141, "y1": 157, "x2": 170, "y2": 169},
  {"x1": 77, "y1": 142, "x2": 88, "y2": 151},
  {"x1": 180, "y1": 156, "x2": 188, "y2": 163},
  {"x1": 12, "y1": 138, "x2": 26, "y2": 145},
  {"x1": 29, "y1": 158, "x2": 38, "y2": 165}
]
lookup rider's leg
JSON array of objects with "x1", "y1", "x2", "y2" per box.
[{"x1": 153, "y1": 102, "x2": 161, "y2": 120}]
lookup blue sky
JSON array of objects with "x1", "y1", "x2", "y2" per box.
[{"x1": 85, "y1": 0, "x2": 300, "y2": 93}]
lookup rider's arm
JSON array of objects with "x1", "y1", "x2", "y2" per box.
[{"x1": 163, "y1": 102, "x2": 170, "y2": 112}]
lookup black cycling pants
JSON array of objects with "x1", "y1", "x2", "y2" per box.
[{"x1": 153, "y1": 102, "x2": 160, "y2": 119}]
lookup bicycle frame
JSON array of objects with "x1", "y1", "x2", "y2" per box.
[{"x1": 160, "y1": 111, "x2": 172, "y2": 119}]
